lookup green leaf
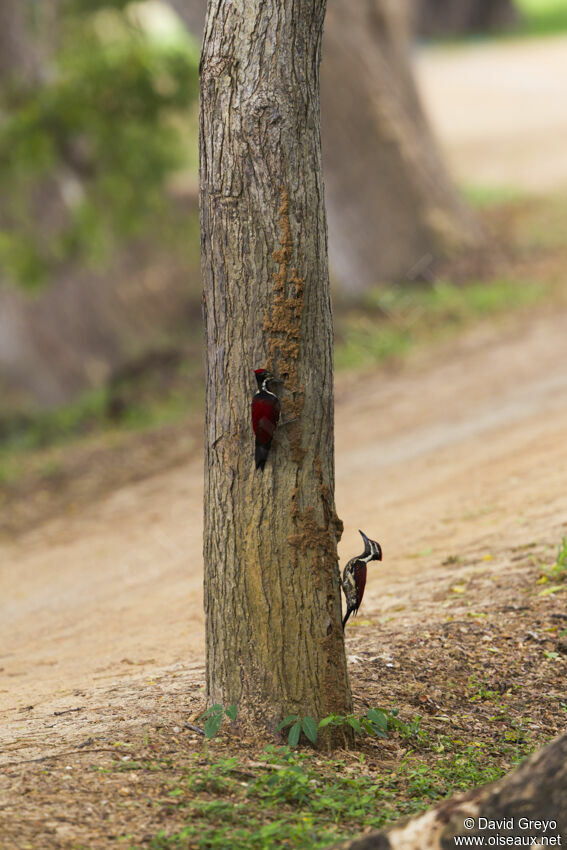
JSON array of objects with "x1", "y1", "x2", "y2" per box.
[
  {"x1": 347, "y1": 717, "x2": 363, "y2": 734},
  {"x1": 538, "y1": 585, "x2": 565, "y2": 596},
  {"x1": 201, "y1": 704, "x2": 223, "y2": 719},
  {"x1": 204, "y1": 713, "x2": 223, "y2": 739},
  {"x1": 276, "y1": 715, "x2": 298, "y2": 732},
  {"x1": 367, "y1": 708, "x2": 388, "y2": 731},
  {"x1": 318, "y1": 715, "x2": 338, "y2": 729},
  {"x1": 288, "y1": 721, "x2": 301, "y2": 747},
  {"x1": 225, "y1": 704, "x2": 237, "y2": 721},
  {"x1": 560, "y1": 629, "x2": 567, "y2": 638},
  {"x1": 302, "y1": 716, "x2": 318, "y2": 745}
]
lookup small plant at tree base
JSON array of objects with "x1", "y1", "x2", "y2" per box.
[
  {"x1": 550, "y1": 536, "x2": 567, "y2": 579},
  {"x1": 276, "y1": 715, "x2": 318, "y2": 747},
  {"x1": 320, "y1": 707, "x2": 423, "y2": 741},
  {"x1": 201, "y1": 704, "x2": 237, "y2": 738},
  {"x1": 537, "y1": 537, "x2": 567, "y2": 592},
  {"x1": 277, "y1": 707, "x2": 423, "y2": 748}
]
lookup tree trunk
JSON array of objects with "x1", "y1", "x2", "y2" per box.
[
  {"x1": 168, "y1": 0, "x2": 483, "y2": 296},
  {"x1": 199, "y1": 0, "x2": 352, "y2": 736},
  {"x1": 0, "y1": 0, "x2": 41, "y2": 85},
  {"x1": 321, "y1": 0, "x2": 482, "y2": 294},
  {"x1": 329, "y1": 732, "x2": 567, "y2": 849},
  {"x1": 417, "y1": 0, "x2": 519, "y2": 38}
]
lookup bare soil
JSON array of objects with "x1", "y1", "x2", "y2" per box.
[
  {"x1": 2, "y1": 301, "x2": 566, "y2": 721},
  {"x1": 1, "y1": 303, "x2": 567, "y2": 848},
  {"x1": 416, "y1": 34, "x2": 567, "y2": 192}
]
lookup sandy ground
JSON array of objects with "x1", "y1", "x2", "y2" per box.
[
  {"x1": 2, "y1": 303, "x2": 567, "y2": 761},
  {"x1": 2, "y1": 36, "x2": 567, "y2": 764},
  {"x1": 416, "y1": 34, "x2": 567, "y2": 192}
]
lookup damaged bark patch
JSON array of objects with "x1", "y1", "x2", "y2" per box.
[{"x1": 264, "y1": 186, "x2": 306, "y2": 467}]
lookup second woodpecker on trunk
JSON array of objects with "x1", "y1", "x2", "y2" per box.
[
  {"x1": 341, "y1": 529, "x2": 382, "y2": 630},
  {"x1": 251, "y1": 368, "x2": 281, "y2": 471}
]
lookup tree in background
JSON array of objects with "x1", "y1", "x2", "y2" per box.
[
  {"x1": 321, "y1": 0, "x2": 483, "y2": 295},
  {"x1": 1, "y1": 0, "x2": 486, "y2": 294},
  {"x1": 0, "y1": 0, "x2": 199, "y2": 288},
  {"x1": 169, "y1": 0, "x2": 484, "y2": 296},
  {"x1": 0, "y1": 0, "x2": 42, "y2": 84},
  {"x1": 416, "y1": 0, "x2": 519, "y2": 38},
  {"x1": 200, "y1": 0, "x2": 352, "y2": 737}
]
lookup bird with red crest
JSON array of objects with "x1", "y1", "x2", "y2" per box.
[{"x1": 251, "y1": 368, "x2": 281, "y2": 471}]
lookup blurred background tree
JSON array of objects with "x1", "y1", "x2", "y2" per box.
[
  {"x1": 161, "y1": 0, "x2": 486, "y2": 293},
  {"x1": 0, "y1": 0, "x2": 199, "y2": 288},
  {"x1": 320, "y1": 0, "x2": 484, "y2": 295},
  {"x1": 1, "y1": 0, "x2": 565, "y2": 425}
]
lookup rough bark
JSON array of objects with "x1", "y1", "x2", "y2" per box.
[
  {"x1": 321, "y1": 0, "x2": 482, "y2": 294},
  {"x1": 199, "y1": 0, "x2": 352, "y2": 734},
  {"x1": 329, "y1": 732, "x2": 567, "y2": 849},
  {"x1": 417, "y1": 0, "x2": 519, "y2": 38}
]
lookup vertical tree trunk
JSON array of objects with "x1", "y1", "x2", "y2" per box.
[
  {"x1": 200, "y1": 0, "x2": 352, "y2": 734},
  {"x1": 166, "y1": 0, "x2": 484, "y2": 295},
  {"x1": 0, "y1": 0, "x2": 41, "y2": 85},
  {"x1": 321, "y1": 0, "x2": 482, "y2": 294}
]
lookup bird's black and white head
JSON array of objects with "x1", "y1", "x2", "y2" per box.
[
  {"x1": 254, "y1": 368, "x2": 282, "y2": 393},
  {"x1": 254, "y1": 368, "x2": 273, "y2": 392},
  {"x1": 358, "y1": 529, "x2": 382, "y2": 563}
]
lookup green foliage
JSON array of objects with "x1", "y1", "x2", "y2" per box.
[
  {"x1": 319, "y1": 707, "x2": 424, "y2": 742},
  {"x1": 335, "y1": 278, "x2": 544, "y2": 371},
  {"x1": 461, "y1": 184, "x2": 523, "y2": 209},
  {"x1": 551, "y1": 537, "x2": 567, "y2": 578},
  {"x1": 201, "y1": 704, "x2": 238, "y2": 739},
  {"x1": 0, "y1": 1, "x2": 199, "y2": 288},
  {"x1": 276, "y1": 715, "x2": 318, "y2": 746},
  {"x1": 276, "y1": 707, "x2": 423, "y2": 748},
  {"x1": 537, "y1": 537, "x2": 567, "y2": 589},
  {"x1": 132, "y1": 733, "x2": 536, "y2": 850},
  {"x1": 516, "y1": 0, "x2": 567, "y2": 35}
]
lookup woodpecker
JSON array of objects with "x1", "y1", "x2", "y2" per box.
[
  {"x1": 341, "y1": 529, "x2": 382, "y2": 630},
  {"x1": 251, "y1": 368, "x2": 281, "y2": 471}
]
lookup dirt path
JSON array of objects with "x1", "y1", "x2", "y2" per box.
[
  {"x1": 2, "y1": 303, "x2": 567, "y2": 762},
  {"x1": 416, "y1": 34, "x2": 567, "y2": 191}
]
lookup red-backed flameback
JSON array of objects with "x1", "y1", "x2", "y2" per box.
[{"x1": 251, "y1": 369, "x2": 281, "y2": 471}]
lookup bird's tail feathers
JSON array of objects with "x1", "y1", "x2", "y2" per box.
[{"x1": 255, "y1": 443, "x2": 269, "y2": 471}]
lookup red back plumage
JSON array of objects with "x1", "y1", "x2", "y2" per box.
[
  {"x1": 251, "y1": 397, "x2": 280, "y2": 442},
  {"x1": 353, "y1": 561, "x2": 367, "y2": 607}
]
